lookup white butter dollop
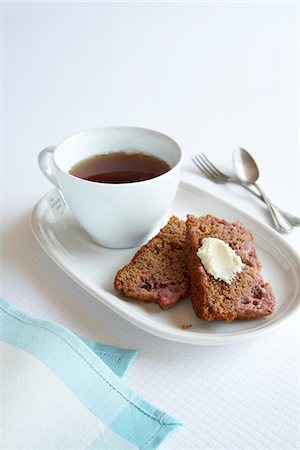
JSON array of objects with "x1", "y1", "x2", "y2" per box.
[{"x1": 197, "y1": 237, "x2": 243, "y2": 284}]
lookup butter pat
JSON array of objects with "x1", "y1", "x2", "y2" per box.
[{"x1": 197, "y1": 237, "x2": 243, "y2": 284}]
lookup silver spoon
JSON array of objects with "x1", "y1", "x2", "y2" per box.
[{"x1": 233, "y1": 148, "x2": 293, "y2": 233}]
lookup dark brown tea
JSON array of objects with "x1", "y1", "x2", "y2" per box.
[{"x1": 69, "y1": 152, "x2": 171, "y2": 184}]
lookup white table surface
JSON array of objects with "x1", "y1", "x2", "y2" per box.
[{"x1": 2, "y1": 2, "x2": 299, "y2": 449}]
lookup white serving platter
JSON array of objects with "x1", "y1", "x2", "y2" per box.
[{"x1": 31, "y1": 181, "x2": 300, "y2": 345}]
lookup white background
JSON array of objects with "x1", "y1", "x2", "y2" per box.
[{"x1": 2, "y1": 2, "x2": 299, "y2": 449}]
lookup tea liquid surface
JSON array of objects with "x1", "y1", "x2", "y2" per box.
[{"x1": 69, "y1": 152, "x2": 171, "y2": 183}]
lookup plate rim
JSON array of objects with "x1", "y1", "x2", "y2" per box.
[{"x1": 31, "y1": 180, "x2": 300, "y2": 345}]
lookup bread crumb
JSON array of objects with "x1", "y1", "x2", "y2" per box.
[{"x1": 180, "y1": 323, "x2": 192, "y2": 329}]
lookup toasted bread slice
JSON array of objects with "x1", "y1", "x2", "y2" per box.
[
  {"x1": 114, "y1": 216, "x2": 190, "y2": 309},
  {"x1": 185, "y1": 214, "x2": 275, "y2": 322}
]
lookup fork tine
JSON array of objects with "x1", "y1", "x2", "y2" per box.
[
  {"x1": 194, "y1": 154, "x2": 218, "y2": 178},
  {"x1": 191, "y1": 155, "x2": 205, "y2": 173},
  {"x1": 201, "y1": 153, "x2": 226, "y2": 177},
  {"x1": 198, "y1": 154, "x2": 219, "y2": 177},
  {"x1": 191, "y1": 155, "x2": 208, "y2": 175},
  {"x1": 192, "y1": 155, "x2": 218, "y2": 179}
]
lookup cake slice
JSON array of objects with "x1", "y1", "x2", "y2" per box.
[
  {"x1": 185, "y1": 214, "x2": 275, "y2": 322},
  {"x1": 114, "y1": 216, "x2": 190, "y2": 309}
]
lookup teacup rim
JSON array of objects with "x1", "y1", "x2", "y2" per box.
[{"x1": 52, "y1": 125, "x2": 183, "y2": 186}]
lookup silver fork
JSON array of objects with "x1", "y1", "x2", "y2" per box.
[{"x1": 192, "y1": 153, "x2": 300, "y2": 226}]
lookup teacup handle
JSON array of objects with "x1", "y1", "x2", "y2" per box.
[{"x1": 38, "y1": 145, "x2": 59, "y2": 188}]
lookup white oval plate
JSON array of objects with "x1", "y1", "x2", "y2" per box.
[{"x1": 31, "y1": 181, "x2": 300, "y2": 345}]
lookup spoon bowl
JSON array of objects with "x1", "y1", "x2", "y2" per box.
[{"x1": 232, "y1": 148, "x2": 259, "y2": 184}]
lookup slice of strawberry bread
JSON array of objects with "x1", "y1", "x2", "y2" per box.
[
  {"x1": 185, "y1": 214, "x2": 275, "y2": 322},
  {"x1": 114, "y1": 216, "x2": 190, "y2": 309}
]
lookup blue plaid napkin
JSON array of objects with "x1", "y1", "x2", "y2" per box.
[{"x1": 0, "y1": 298, "x2": 182, "y2": 449}]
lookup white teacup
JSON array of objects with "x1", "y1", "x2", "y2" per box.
[{"x1": 38, "y1": 126, "x2": 182, "y2": 248}]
